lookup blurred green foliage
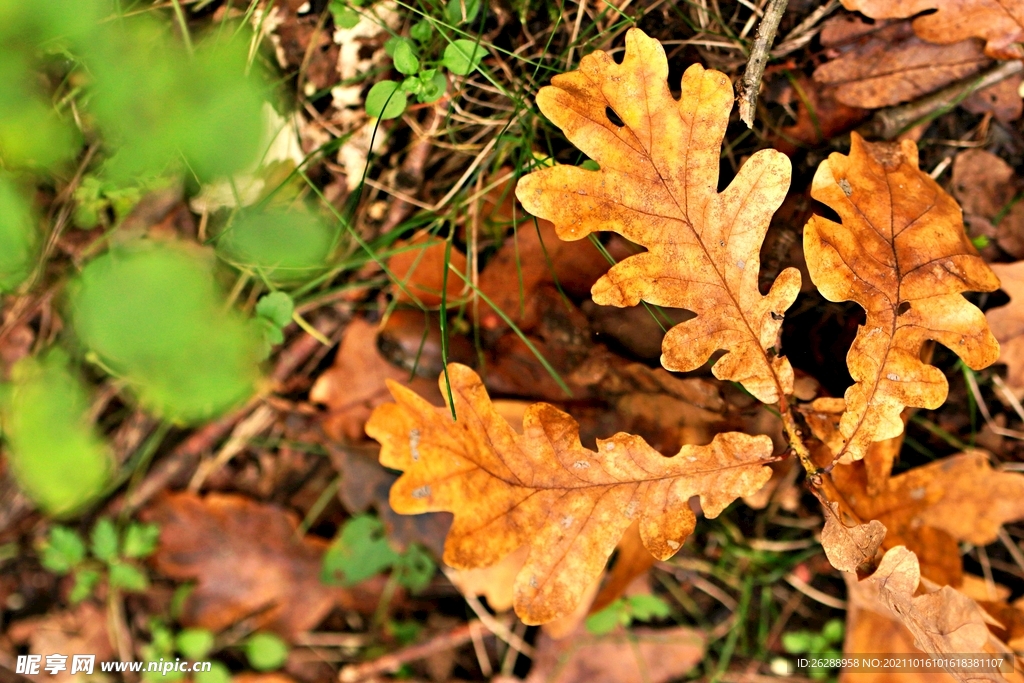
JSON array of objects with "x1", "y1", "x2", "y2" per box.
[
  {"x1": 86, "y1": 17, "x2": 265, "y2": 181},
  {"x1": 215, "y1": 207, "x2": 341, "y2": 286},
  {"x1": 0, "y1": 352, "x2": 110, "y2": 515},
  {"x1": 585, "y1": 593, "x2": 672, "y2": 635},
  {"x1": 322, "y1": 514, "x2": 436, "y2": 592},
  {"x1": 0, "y1": 174, "x2": 38, "y2": 291},
  {"x1": 245, "y1": 632, "x2": 289, "y2": 671},
  {"x1": 69, "y1": 242, "x2": 263, "y2": 423}
]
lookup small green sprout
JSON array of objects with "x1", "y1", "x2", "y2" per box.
[{"x1": 40, "y1": 518, "x2": 160, "y2": 603}]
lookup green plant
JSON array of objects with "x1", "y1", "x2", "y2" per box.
[
  {"x1": 40, "y1": 518, "x2": 159, "y2": 602},
  {"x1": 321, "y1": 513, "x2": 436, "y2": 593},
  {"x1": 244, "y1": 632, "x2": 289, "y2": 671},
  {"x1": 142, "y1": 620, "x2": 231, "y2": 683},
  {"x1": 782, "y1": 619, "x2": 844, "y2": 680},
  {"x1": 585, "y1": 594, "x2": 672, "y2": 635},
  {"x1": 336, "y1": 0, "x2": 490, "y2": 120}
]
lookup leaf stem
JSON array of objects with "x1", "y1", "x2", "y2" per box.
[{"x1": 777, "y1": 396, "x2": 820, "y2": 476}]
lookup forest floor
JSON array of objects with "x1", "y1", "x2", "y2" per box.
[{"x1": 2, "y1": 1, "x2": 1024, "y2": 682}]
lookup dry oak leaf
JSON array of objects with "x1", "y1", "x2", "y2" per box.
[
  {"x1": 819, "y1": 498, "x2": 886, "y2": 573},
  {"x1": 987, "y1": 261, "x2": 1024, "y2": 395},
  {"x1": 365, "y1": 363, "x2": 773, "y2": 624},
  {"x1": 842, "y1": 0, "x2": 1024, "y2": 59},
  {"x1": 814, "y1": 18, "x2": 991, "y2": 109},
  {"x1": 830, "y1": 452, "x2": 1024, "y2": 586},
  {"x1": 142, "y1": 492, "x2": 384, "y2": 638},
  {"x1": 858, "y1": 546, "x2": 1009, "y2": 682},
  {"x1": 515, "y1": 29, "x2": 800, "y2": 405},
  {"x1": 804, "y1": 133, "x2": 1000, "y2": 464}
]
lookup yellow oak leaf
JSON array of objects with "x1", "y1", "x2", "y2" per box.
[
  {"x1": 515, "y1": 29, "x2": 800, "y2": 405},
  {"x1": 803, "y1": 133, "x2": 999, "y2": 464},
  {"x1": 365, "y1": 363, "x2": 773, "y2": 624}
]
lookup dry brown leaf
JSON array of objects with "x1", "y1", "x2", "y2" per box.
[
  {"x1": 987, "y1": 261, "x2": 1024, "y2": 394},
  {"x1": 815, "y1": 18, "x2": 990, "y2": 108},
  {"x1": 475, "y1": 185, "x2": 613, "y2": 331},
  {"x1": 142, "y1": 492, "x2": 383, "y2": 638},
  {"x1": 842, "y1": 0, "x2": 1024, "y2": 59},
  {"x1": 963, "y1": 73, "x2": 1024, "y2": 122},
  {"x1": 515, "y1": 29, "x2": 801, "y2": 405},
  {"x1": 6, "y1": 603, "x2": 115, "y2": 683},
  {"x1": 951, "y1": 150, "x2": 1024, "y2": 259},
  {"x1": 365, "y1": 363, "x2": 773, "y2": 624},
  {"x1": 830, "y1": 452, "x2": 1024, "y2": 585},
  {"x1": 842, "y1": 571, "x2": 960, "y2": 683},
  {"x1": 326, "y1": 444, "x2": 451, "y2": 556},
  {"x1": 803, "y1": 133, "x2": 1000, "y2": 464},
  {"x1": 388, "y1": 233, "x2": 467, "y2": 307},
  {"x1": 819, "y1": 499, "x2": 886, "y2": 572},
  {"x1": 854, "y1": 546, "x2": 1013, "y2": 682},
  {"x1": 525, "y1": 625, "x2": 705, "y2": 683},
  {"x1": 311, "y1": 317, "x2": 441, "y2": 442}
]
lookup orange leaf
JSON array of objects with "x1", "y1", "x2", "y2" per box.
[
  {"x1": 841, "y1": 0, "x2": 1024, "y2": 59},
  {"x1": 803, "y1": 133, "x2": 999, "y2": 464},
  {"x1": 515, "y1": 29, "x2": 800, "y2": 405},
  {"x1": 830, "y1": 452, "x2": 1024, "y2": 585},
  {"x1": 365, "y1": 363, "x2": 773, "y2": 624}
]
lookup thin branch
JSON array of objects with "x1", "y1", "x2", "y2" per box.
[
  {"x1": 865, "y1": 59, "x2": 1024, "y2": 140},
  {"x1": 738, "y1": 0, "x2": 789, "y2": 127}
]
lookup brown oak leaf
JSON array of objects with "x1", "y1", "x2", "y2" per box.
[
  {"x1": 854, "y1": 546, "x2": 1011, "y2": 682},
  {"x1": 365, "y1": 363, "x2": 773, "y2": 624},
  {"x1": 803, "y1": 133, "x2": 1000, "y2": 464},
  {"x1": 952, "y1": 150, "x2": 1024, "y2": 258},
  {"x1": 819, "y1": 498, "x2": 886, "y2": 573},
  {"x1": 814, "y1": 17, "x2": 991, "y2": 108},
  {"x1": 515, "y1": 29, "x2": 801, "y2": 405},
  {"x1": 987, "y1": 261, "x2": 1024, "y2": 395},
  {"x1": 142, "y1": 492, "x2": 384, "y2": 638},
  {"x1": 842, "y1": 0, "x2": 1024, "y2": 59},
  {"x1": 830, "y1": 451, "x2": 1024, "y2": 586}
]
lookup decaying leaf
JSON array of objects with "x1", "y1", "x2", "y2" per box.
[
  {"x1": 842, "y1": 0, "x2": 1024, "y2": 59},
  {"x1": 515, "y1": 29, "x2": 801, "y2": 405},
  {"x1": 7, "y1": 603, "x2": 115, "y2": 683},
  {"x1": 987, "y1": 261, "x2": 1024, "y2": 395},
  {"x1": 365, "y1": 363, "x2": 773, "y2": 624},
  {"x1": 803, "y1": 133, "x2": 1000, "y2": 464},
  {"x1": 857, "y1": 546, "x2": 1007, "y2": 682},
  {"x1": 142, "y1": 492, "x2": 384, "y2": 638},
  {"x1": 819, "y1": 499, "x2": 886, "y2": 572},
  {"x1": 814, "y1": 18, "x2": 990, "y2": 108},
  {"x1": 952, "y1": 150, "x2": 1024, "y2": 258},
  {"x1": 388, "y1": 232, "x2": 467, "y2": 307},
  {"x1": 843, "y1": 571, "x2": 961, "y2": 683},
  {"x1": 525, "y1": 625, "x2": 705, "y2": 683},
  {"x1": 311, "y1": 317, "x2": 440, "y2": 442},
  {"x1": 830, "y1": 452, "x2": 1024, "y2": 585}
]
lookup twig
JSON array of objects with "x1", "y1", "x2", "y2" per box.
[
  {"x1": 865, "y1": 60, "x2": 1024, "y2": 140},
  {"x1": 772, "y1": 0, "x2": 839, "y2": 57},
  {"x1": 338, "y1": 619, "x2": 503, "y2": 682},
  {"x1": 784, "y1": 572, "x2": 846, "y2": 609},
  {"x1": 738, "y1": 0, "x2": 789, "y2": 127}
]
